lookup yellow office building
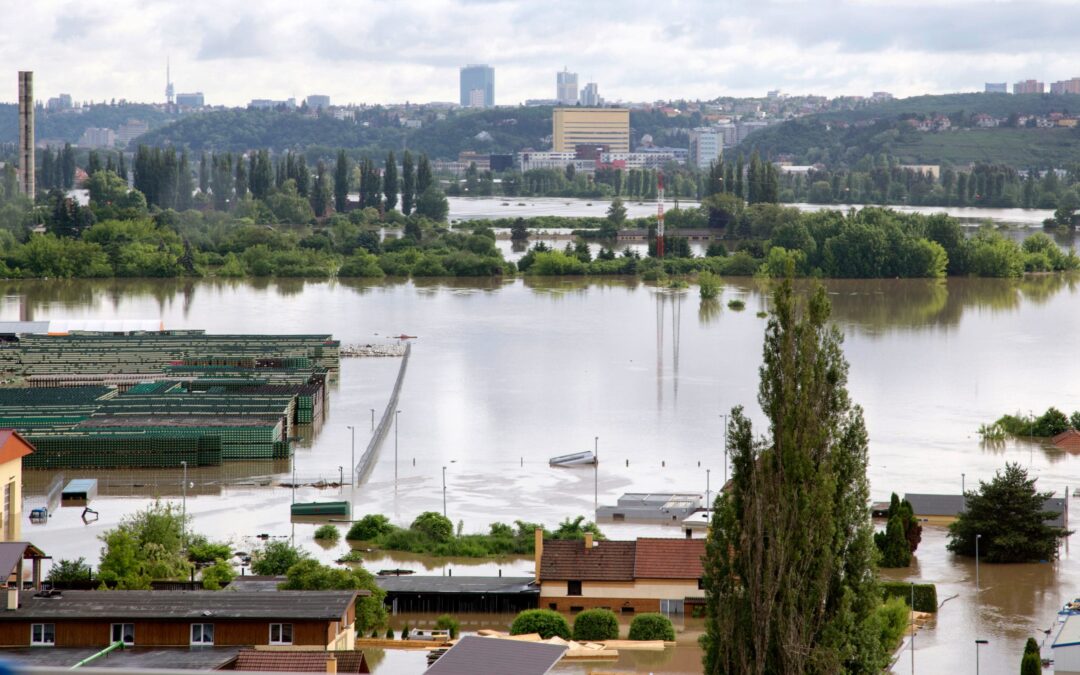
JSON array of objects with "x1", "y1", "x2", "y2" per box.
[{"x1": 552, "y1": 108, "x2": 630, "y2": 153}]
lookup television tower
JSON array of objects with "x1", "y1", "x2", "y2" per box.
[
  {"x1": 165, "y1": 57, "x2": 174, "y2": 105},
  {"x1": 656, "y1": 171, "x2": 665, "y2": 258}
]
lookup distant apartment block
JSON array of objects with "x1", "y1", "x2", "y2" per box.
[
  {"x1": 459, "y1": 64, "x2": 495, "y2": 108},
  {"x1": 984, "y1": 82, "x2": 1008, "y2": 94},
  {"x1": 77, "y1": 127, "x2": 116, "y2": 149},
  {"x1": 689, "y1": 127, "x2": 723, "y2": 170},
  {"x1": 249, "y1": 98, "x2": 297, "y2": 109},
  {"x1": 46, "y1": 94, "x2": 72, "y2": 111},
  {"x1": 716, "y1": 123, "x2": 737, "y2": 147},
  {"x1": 115, "y1": 119, "x2": 149, "y2": 148},
  {"x1": 175, "y1": 92, "x2": 204, "y2": 108},
  {"x1": 552, "y1": 108, "x2": 629, "y2": 153},
  {"x1": 1050, "y1": 78, "x2": 1080, "y2": 95},
  {"x1": 735, "y1": 120, "x2": 770, "y2": 144},
  {"x1": 305, "y1": 95, "x2": 330, "y2": 110},
  {"x1": 556, "y1": 69, "x2": 578, "y2": 106},
  {"x1": 1014, "y1": 79, "x2": 1045, "y2": 94},
  {"x1": 871, "y1": 91, "x2": 894, "y2": 100},
  {"x1": 580, "y1": 82, "x2": 601, "y2": 107}
]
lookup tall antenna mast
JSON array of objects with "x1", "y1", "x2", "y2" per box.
[
  {"x1": 166, "y1": 57, "x2": 174, "y2": 105},
  {"x1": 656, "y1": 171, "x2": 665, "y2": 258}
]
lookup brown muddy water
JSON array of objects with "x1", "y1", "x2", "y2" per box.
[{"x1": 5, "y1": 274, "x2": 1080, "y2": 673}]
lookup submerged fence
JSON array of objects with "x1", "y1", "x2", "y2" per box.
[{"x1": 355, "y1": 342, "x2": 411, "y2": 484}]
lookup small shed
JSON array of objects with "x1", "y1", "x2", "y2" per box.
[{"x1": 61, "y1": 479, "x2": 98, "y2": 505}]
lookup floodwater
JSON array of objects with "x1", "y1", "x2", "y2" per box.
[
  {"x1": 448, "y1": 195, "x2": 1057, "y2": 227},
  {"x1": 5, "y1": 274, "x2": 1080, "y2": 673}
]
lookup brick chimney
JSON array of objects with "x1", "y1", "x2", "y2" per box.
[
  {"x1": 534, "y1": 528, "x2": 543, "y2": 583},
  {"x1": 584, "y1": 532, "x2": 593, "y2": 551}
]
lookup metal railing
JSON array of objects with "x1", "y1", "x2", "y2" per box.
[{"x1": 354, "y1": 342, "x2": 411, "y2": 484}]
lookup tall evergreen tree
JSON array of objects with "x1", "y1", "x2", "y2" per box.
[
  {"x1": 176, "y1": 151, "x2": 194, "y2": 210},
  {"x1": 416, "y1": 154, "x2": 433, "y2": 194},
  {"x1": 401, "y1": 150, "x2": 415, "y2": 216},
  {"x1": 235, "y1": 156, "x2": 248, "y2": 201},
  {"x1": 334, "y1": 150, "x2": 350, "y2": 213},
  {"x1": 311, "y1": 160, "x2": 330, "y2": 217},
  {"x1": 383, "y1": 152, "x2": 398, "y2": 211},
  {"x1": 61, "y1": 143, "x2": 76, "y2": 189},
  {"x1": 117, "y1": 152, "x2": 126, "y2": 181},
  {"x1": 87, "y1": 150, "x2": 102, "y2": 177},
  {"x1": 40, "y1": 148, "x2": 54, "y2": 190},
  {"x1": 703, "y1": 279, "x2": 886, "y2": 673},
  {"x1": 296, "y1": 156, "x2": 310, "y2": 198},
  {"x1": 735, "y1": 153, "x2": 745, "y2": 199},
  {"x1": 211, "y1": 154, "x2": 232, "y2": 211},
  {"x1": 199, "y1": 153, "x2": 209, "y2": 194}
]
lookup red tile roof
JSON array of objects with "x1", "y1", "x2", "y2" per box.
[
  {"x1": 1054, "y1": 429, "x2": 1080, "y2": 453},
  {"x1": 539, "y1": 540, "x2": 635, "y2": 581},
  {"x1": 233, "y1": 651, "x2": 330, "y2": 672},
  {"x1": 633, "y1": 538, "x2": 705, "y2": 580},
  {"x1": 0, "y1": 429, "x2": 34, "y2": 465}
]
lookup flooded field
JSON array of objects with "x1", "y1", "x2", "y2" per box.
[{"x1": 4, "y1": 274, "x2": 1080, "y2": 672}]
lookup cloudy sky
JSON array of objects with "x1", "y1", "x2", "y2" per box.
[{"x1": 3, "y1": 0, "x2": 1080, "y2": 106}]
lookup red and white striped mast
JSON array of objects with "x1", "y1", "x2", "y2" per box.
[{"x1": 656, "y1": 171, "x2": 665, "y2": 258}]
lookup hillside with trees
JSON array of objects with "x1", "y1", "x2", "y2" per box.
[{"x1": 0, "y1": 103, "x2": 175, "y2": 145}]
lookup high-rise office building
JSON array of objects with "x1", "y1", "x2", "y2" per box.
[
  {"x1": 305, "y1": 95, "x2": 331, "y2": 110},
  {"x1": 557, "y1": 69, "x2": 579, "y2": 105},
  {"x1": 460, "y1": 64, "x2": 495, "y2": 108},
  {"x1": 18, "y1": 72, "x2": 34, "y2": 200},
  {"x1": 580, "y1": 82, "x2": 600, "y2": 107},
  {"x1": 552, "y1": 108, "x2": 629, "y2": 153},
  {"x1": 176, "y1": 92, "x2": 205, "y2": 108},
  {"x1": 1013, "y1": 79, "x2": 1045, "y2": 94},
  {"x1": 689, "y1": 128, "x2": 723, "y2": 170},
  {"x1": 1050, "y1": 78, "x2": 1080, "y2": 95},
  {"x1": 984, "y1": 83, "x2": 1008, "y2": 94}
]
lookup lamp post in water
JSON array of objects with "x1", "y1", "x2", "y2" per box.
[
  {"x1": 706, "y1": 469, "x2": 711, "y2": 512},
  {"x1": 975, "y1": 639, "x2": 988, "y2": 674},
  {"x1": 180, "y1": 461, "x2": 187, "y2": 549},
  {"x1": 347, "y1": 425, "x2": 355, "y2": 487},
  {"x1": 442, "y1": 466, "x2": 447, "y2": 519},
  {"x1": 975, "y1": 533, "x2": 982, "y2": 590},
  {"x1": 395, "y1": 410, "x2": 401, "y2": 484},
  {"x1": 594, "y1": 436, "x2": 599, "y2": 512},
  {"x1": 370, "y1": 408, "x2": 375, "y2": 431},
  {"x1": 720, "y1": 413, "x2": 729, "y2": 485}
]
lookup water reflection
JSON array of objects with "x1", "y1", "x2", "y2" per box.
[{"x1": 698, "y1": 298, "x2": 721, "y2": 326}]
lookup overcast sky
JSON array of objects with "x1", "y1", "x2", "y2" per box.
[{"x1": 3, "y1": 0, "x2": 1080, "y2": 106}]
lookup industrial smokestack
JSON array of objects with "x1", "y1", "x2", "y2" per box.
[{"x1": 18, "y1": 71, "x2": 34, "y2": 200}]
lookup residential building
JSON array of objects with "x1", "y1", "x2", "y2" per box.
[
  {"x1": 536, "y1": 534, "x2": 706, "y2": 614},
  {"x1": 0, "y1": 590, "x2": 360, "y2": 649},
  {"x1": 175, "y1": 92, "x2": 204, "y2": 108},
  {"x1": 0, "y1": 542, "x2": 48, "y2": 588},
  {"x1": 46, "y1": 94, "x2": 72, "y2": 111},
  {"x1": 899, "y1": 164, "x2": 941, "y2": 179},
  {"x1": 249, "y1": 98, "x2": 297, "y2": 110},
  {"x1": 552, "y1": 108, "x2": 630, "y2": 153},
  {"x1": 305, "y1": 95, "x2": 331, "y2": 110},
  {"x1": 871, "y1": 91, "x2": 894, "y2": 100},
  {"x1": 426, "y1": 635, "x2": 566, "y2": 675},
  {"x1": 1014, "y1": 79, "x2": 1045, "y2": 94},
  {"x1": 689, "y1": 127, "x2": 723, "y2": 170},
  {"x1": 517, "y1": 151, "x2": 594, "y2": 173},
  {"x1": 735, "y1": 120, "x2": 770, "y2": 144},
  {"x1": 1051, "y1": 78, "x2": 1080, "y2": 95},
  {"x1": 984, "y1": 82, "x2": 1008, "y2": 94},
  {"x1": 0, "y1": 431, "x2": 32, "y2": 542},
  {"x1": 904, "y1": 493, "x2": 1066, "y2": 527},
  {"x1": 76, "y1": 127, "x2": 116, "y2": 149},
  {"x1": 556, "y1": 69, "x2": 578, "y2": 106},
  {"x1": 716, "y1": 123, "x2": 738, "y2": 147},
  {"x1": 115, "y1": 120, "x2": 150, "y2": 148},
  {"x1": 226, "y1": 649, "x2": 370, "y2": 673},
  {"x1": 580, "y1": 82, "x2": 600, "y2": 107},
  {"x1": 459, "y1": 65, "x2": 495, "y2": 108}
]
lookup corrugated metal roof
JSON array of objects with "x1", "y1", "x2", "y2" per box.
[
  {"x1": 425, "y1": 636, "x2": 565, "y2": 675},
  {"x1": 375, "y1": 576, "x2": 536, "y2": 595},
  {"x1": 904, "y1": 493, "x2": 1066, "y2": 527},
  {"x1": 0, "y1": 646, "x2": 241, "y2": 669},
  {"x1": 0, "y1": 321, "x2": 50, "y2": 335},
  {"x1": 0, "y1": 590, "x2": 359, "y2": 621}
]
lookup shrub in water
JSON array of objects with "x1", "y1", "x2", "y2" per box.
[
  {"x1": 572, "y1": 608, "x2": 619, "y2": 641},
  {"x1": 314, "y1": 525, "x2": 340, "y2": 542},
  {"x1": 510, "y1": 609, "x2": 571, "y2": 640},
  {"x1": 628, "y1": 613, "x2": 675, "y2": 641},
  {"x1": 435, "y1": 614, "x2": 460, "y2": 639}
]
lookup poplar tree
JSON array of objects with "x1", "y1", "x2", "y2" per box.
[
  {"x1": 311, "y1": 161, "x2": 330, "y2": 217},
  {"x1": 401, "y1": 150, "x2": 415, "y2": 216},
  {"x1": 211, "y1": 154, "x2": 232, "y2": 211},
  {"x1": 416, "y1": 154, "x2": 433, "y2": 194},
  {"x1": 296, "y1": 156, "x2": 310, "y2": 198},
  {"x1": 199, "y1": 153, "x2": 209, "y2": 193},
  {"x1": 735, "y1": 153, "x2": 745, "y2": 199},
  {"x1": 177, "y1": 150, "x2": 194, "y2": 210},
  {"x1": 703, "y1": 278, "x2": 886, "y2": 674},
  {"x1": 334, "y1": 150, "x2": 350, "y2": 213},
  {"x1": 383, "y1": 152, "x2": 398, "y2": 211},
  {"x1": 235, "y1": 157, "x2": 248, "y2": 201}
]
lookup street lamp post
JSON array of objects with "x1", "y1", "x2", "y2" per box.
[
  {"x1": 370, "y1": 408, "x2": 375, "y2": 431},
  {"x1": 720, "y1": 413, "x2": 729, "y2": 485},
  {"x1": 394, "y1": 410, "x2": 401, "y2": 484},
  {"x1": 975, "y1": 639, "x2": 988, "y2": 674},
  {"x1": 962, "y1": 472, "x2": 965, "y2": 495},
  {"x1": 706, "y1": 469, "x2": 711, "y2": 511},
  {"x1": 442, "y1": 466, "x2": 447, "y2": 519},
  {"x1": 181, "y1": 461, "x2": 188, "y2": 549},
  {"x1": 347, "y1": 425, "x2": 355, "y2": 487},
  {"x1": 975, "y1": 533, "x2": 982, "y2": 589},
  {"x1": 594, "y1": 436, "x2": 599, "y2": 512},
  {"x1": 910, "y1": 582, "x2": 915, "y2": 673}
]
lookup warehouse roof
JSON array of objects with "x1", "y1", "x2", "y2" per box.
[
  {"x1": 425, "y1": 635, "x2": 565, "y2": 675},
  {"x1": 375, "y1": 576, "x2": 537, "y2": 595},
  {"x1": 0, "y1": 590, "x2": 360, "y2": 621}
]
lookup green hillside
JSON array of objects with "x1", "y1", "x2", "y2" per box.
[
  {"x1": 820, "y1": 92, "x2": 1080, "y2": 122},
  {"x1": 0, "y1": 103, "x2": 175, "y2": 145}
]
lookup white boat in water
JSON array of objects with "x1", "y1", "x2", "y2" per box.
[{"x1": 549, "y1": 451, "x2": 596, "y2": 467}]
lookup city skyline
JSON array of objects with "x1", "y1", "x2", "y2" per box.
[{"x1": 5, "y1": 0, "x2": 1080, "y2": 106}]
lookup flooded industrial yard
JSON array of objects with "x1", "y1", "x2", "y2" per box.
[{"x1": 4, "y1": 273, "x2": 1080, "y2": 672}]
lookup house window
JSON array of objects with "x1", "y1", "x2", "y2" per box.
[
  {"x1": 110, "y1": 623, "x2": 134, "y2": 645},
  {"x1": 269, "y1": 623, "x2": 293, "y2": 645},
  {"x1": 567, "y1": 580, "x2": 582, "y2": 596},
  {"x1": 698, "y1": 578, "x2": 705, "y2": 590},
  {"x1": 31, "y1": 623, "x2": 55, "y2": 646},
  {"x1": 190, "y1": 623, "x2": 214, "y2": 645},
  {"x1": 660, "y1": 599, "x2": 685, "y2": 615}
]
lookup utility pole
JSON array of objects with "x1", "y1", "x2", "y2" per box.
[
  {"x1": 180, "y1": 461, "x2": 187, "y2": 549},
  {"x1": 347, "y1": 425, "x2": 355, "y2": 487},
  {"x1": 706, "y1": 469, "x2": 711, "y2": 511},
  {"x1": 442, "y1": 466, "x2": 447, "y2": 519},
  {"x1": 395, "y1": 410, "x2": 401, "y2": 484},
  {"x1": 370, "y1": 408, "x2": 375, "y2": 431},
  {"x1": 910, "y1": 581, "x2": 915, "y2": 673},
  {"x1": 975, "y1": 533, "x2": 981, "y2": 590},
  {"x1": 975, "y1": 639, "x2": 988, "y2": 674},
  {"x1": 594, "y1": 436, "x2": 599, "y2": 512},
  {"x1": 720, "y1": 413, "x2": 729, "y2": 485}
]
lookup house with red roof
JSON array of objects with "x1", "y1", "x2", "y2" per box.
[
  {"x1": 535, "y1": 533, "x2": 705, "y2": 614},
  {"x1": 0, "y1": 430, "x2": 34, "y2": 542}
]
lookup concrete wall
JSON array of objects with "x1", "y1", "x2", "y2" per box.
[{"x1": 0, "y1": 456, "x2": 22, "y2": 542}]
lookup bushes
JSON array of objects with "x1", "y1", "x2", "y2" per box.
[
  {"x1": 250, "y1": 541, "x2": 311, "y2": 576},
  {"x1": 435, "y1": 615, "x2": 460, "y2": 639},
  {"x1": 200, "y1": 561, "x2": 236, "y2": 590},
  {"x1": 880, "y1": 582, "x2": 938, "y2": 613},
  {"x1": 698, "y1": 270, "x2": 721, "y2": 299},
  {"x1": 347, "y1": 514, "x2": 394, "y2": 541},
  {"x1": 628, "y1": 613, "x2": 675, "y2": 641},
  {"x1": 1022, "y1": 637, "x2": 1040, "y2": 675},
  {"x1": 314, "y1": 525, "x2": 340, "y2": 542},
  {"x1": 510, "y1": 609, "x2": 571, "y2": 640},
  {"x1": 572, "y1": 609, "x2": 619, "y2": 641},
  {"x1": 875, "y1": 596, "x2": 910, "y2": 652}
]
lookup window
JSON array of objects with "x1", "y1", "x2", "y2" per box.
[
  {"x1": 110, "y1": 624, "x2": 134, "y2": 645},
  {"x1": 269, "y1": 623, "x2": 293, "y2": 645},
  {"x1": 190, "y1": 623, "x2": 214, "y2": 645},
  {"x1": 567, "y1": 580, "x2": 582, "y2": 596},
  {"x1": 698, "y1": 578, "x2": 705, "y2": 590},
  {"x1": 660, "y1": 599, "x2": 685, "y2": 615},
  {"x1": 31, "y1": 623, "x2": 55, "y2": 646}
]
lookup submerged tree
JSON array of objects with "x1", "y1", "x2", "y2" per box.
[{"x1": 702, "y1": 278, "x2": 887, "y2": 673}]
